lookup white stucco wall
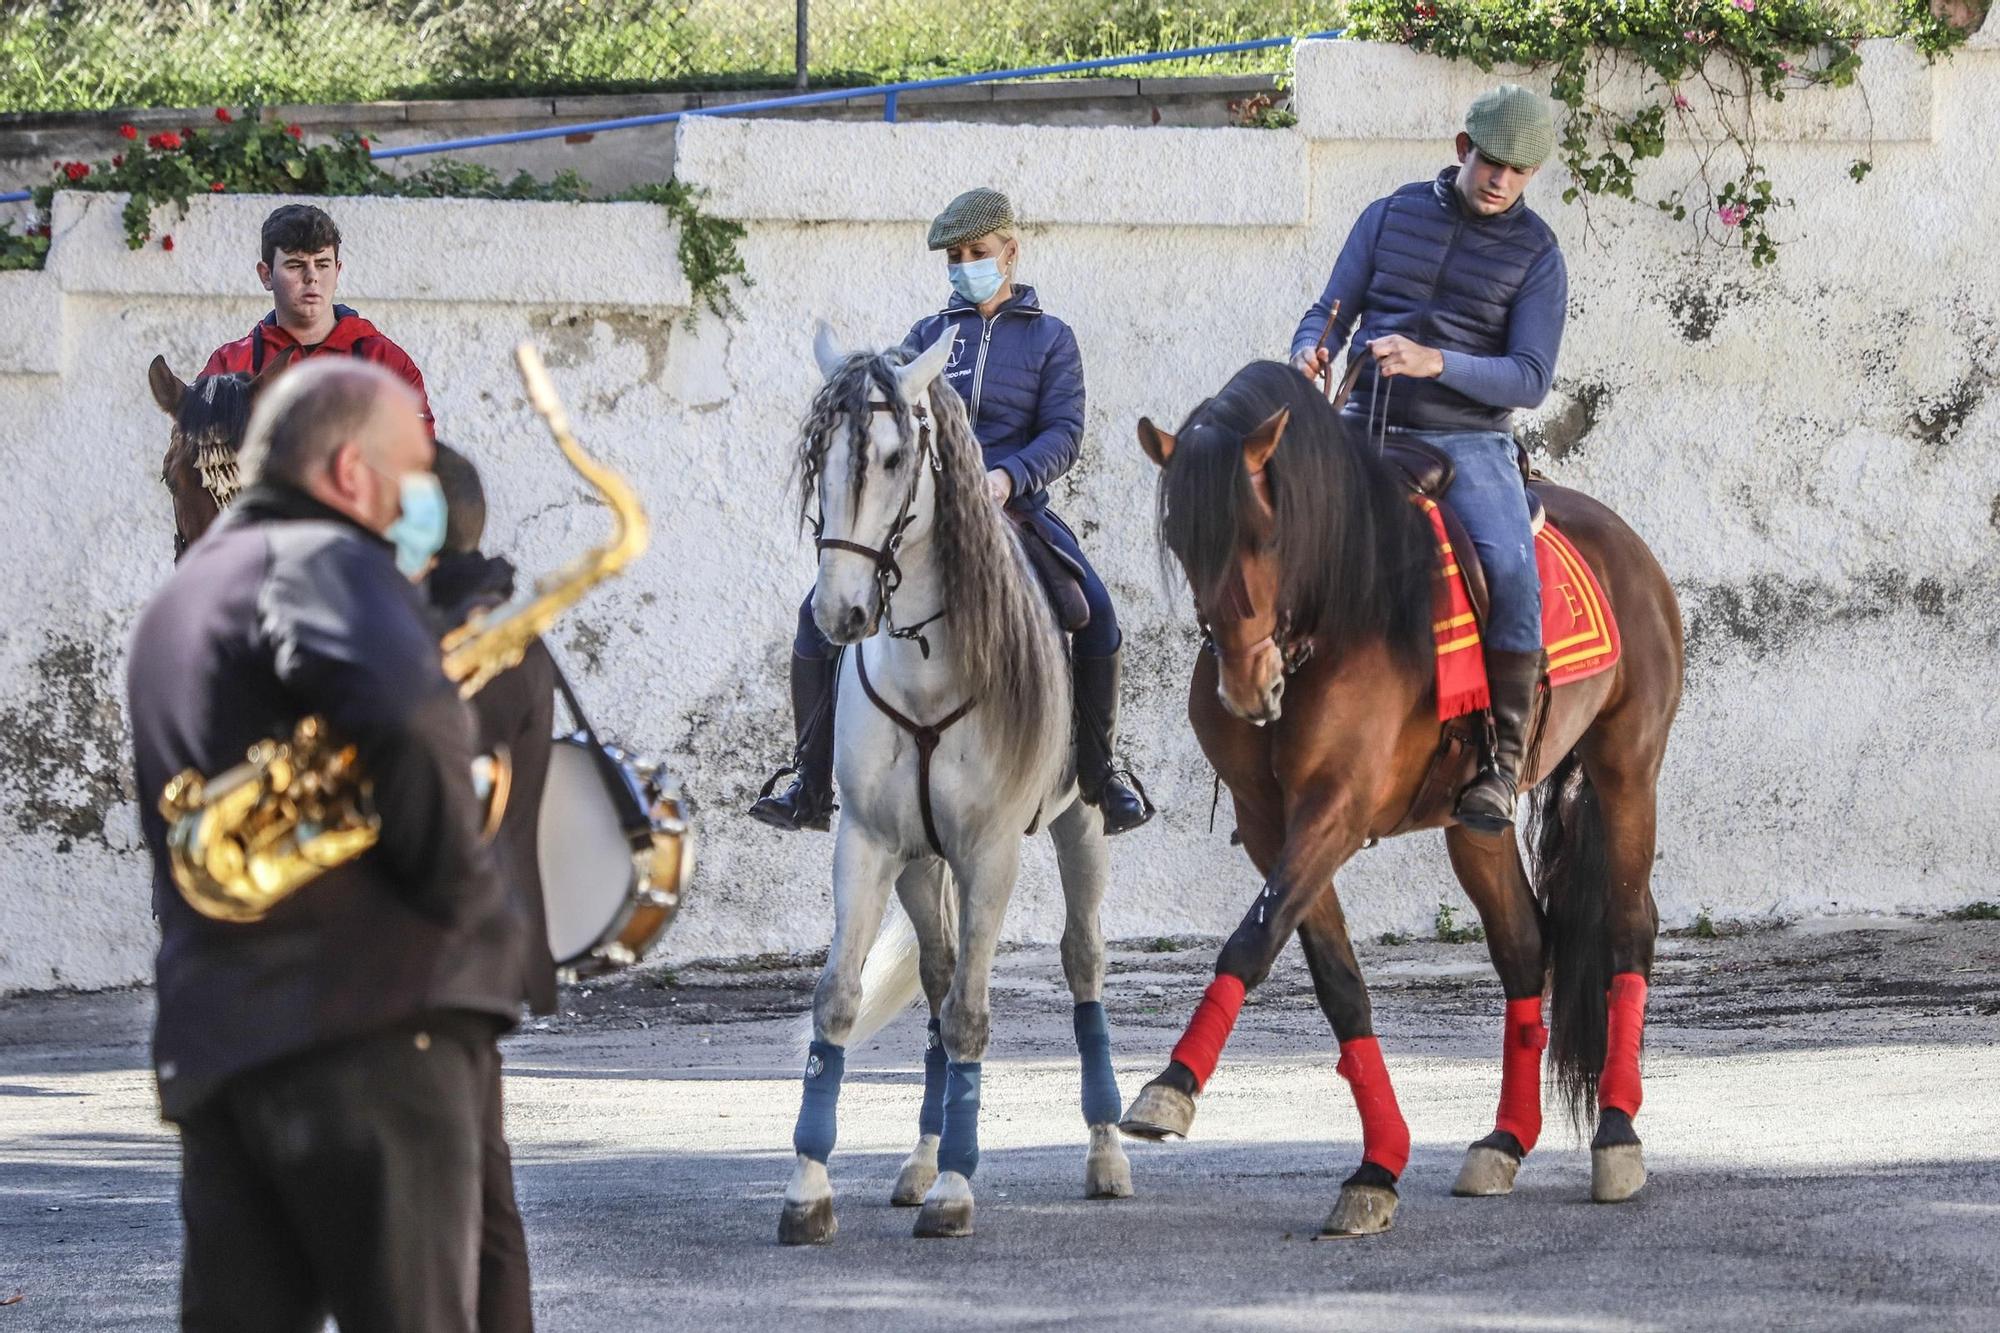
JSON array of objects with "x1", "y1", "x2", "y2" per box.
[{"x1": 1, "y1": 40, "x2": 1994, "y2": 994}]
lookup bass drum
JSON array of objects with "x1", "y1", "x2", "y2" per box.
[{"x1": 536, "y1": 735, "x2": 693, "y2": 979}]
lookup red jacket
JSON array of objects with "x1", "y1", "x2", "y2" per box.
[{"x1": 201, "y1": 305, "x2": 435, "y2": 432}]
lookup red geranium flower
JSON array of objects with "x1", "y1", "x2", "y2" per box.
[
  {"x1": 359, "y1": 137, "x2": 371, "y2": 150},
  {"x1": 112, "y1": 154, "x2": 124, "y2": 168},
  {"x1": 118, "y1": 123, "x2": 138, "y2": 141},
  {"x1": 285, "y1": 124, "x2": 303, "y2": 140},
  {"x1": 210, "y1": 181, "x2": 226, "y2": 193},
  {"x1": 63, "y1": 161, "x2": 90, "y2": 182},
  {"x1": 148, "y1": 131, "x2": 183, "y2": 151},
  {"x1": 214, "y1": 107, "x2": 234, "y2": 123},
  {"x1": 161, "y1": 235, "x2": 175, "y2": 251}
]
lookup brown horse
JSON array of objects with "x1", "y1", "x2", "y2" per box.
[
  {"x1": 148, "y1": 348, "x2": 293, "y2": 558},
  {"x1": 1117, "y1": 360, "x2": 1683, "y2": 1236}
]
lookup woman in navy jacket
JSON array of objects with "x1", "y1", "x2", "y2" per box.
[{"x1": 752, "y1": 187, "x2": 1153, "y2": 835}]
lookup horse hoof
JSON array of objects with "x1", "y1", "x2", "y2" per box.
[
  {"x1": 1452, "y1": 1144, "x2": 1522, "y2": 1197},
  {"x1": 778, "y1": 1196, "x2": 837, "y2": 1246},
  {"x1": 913, "y1": 1195, "x2": 974, "y2": 1238},
  {"x1": 1592, "y1": 1143, "x2": 1647, "y2": 1203},
  {"x1": 1319, "y1": 1184, "x2": 1398, "y2": 1237},
  {"x1": 891, "y1": 1159, "x2": 938, "y2": 1207},
  {"x1": 1118, "y1": 1083, "x2": 1196, "y2": 1141},
  {"x1": 1084, "y1": 1126, "x2": 1134, "y2": 1199}
]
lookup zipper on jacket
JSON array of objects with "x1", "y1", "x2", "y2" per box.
[{"x1": 968, "y1": 316, "x2": 998, "y2": 423}]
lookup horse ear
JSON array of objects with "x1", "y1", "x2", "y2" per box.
[
  {"x1": 248, "y1": 344, "x2": 296, "y2": 399},
  {"x1": 812, "y1": 320, "x2": 845, "y2": 380},
  {"x1": 1137, "y1": 417, "x2": 1176, "y2": 468},
  {"x1": 895, "y1": 328, "x2": 954, "y2": 399},
  {"x1": 148, "y1": 356, "x2": 187, "y2": 417},
  {"x1": 1242, "y1": 406, "x2": 1289, "y2": 476}
]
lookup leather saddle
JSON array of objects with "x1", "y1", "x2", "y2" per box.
[
  {"x1": 1380, "y1": 437, "x2": 1546, "y2": 633},
  {"x1": 1009, "y1": 510, "x2": 1091, "y2": 633}
]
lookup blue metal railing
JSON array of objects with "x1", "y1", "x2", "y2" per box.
[{"x1": 1, "y1": 31, "x2": 1339, "y2": 207}]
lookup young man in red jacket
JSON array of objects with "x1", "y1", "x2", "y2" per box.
[{"x1": 203, "y1": 203, "x2": 435, "y2": 433}]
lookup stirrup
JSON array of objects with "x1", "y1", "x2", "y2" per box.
[
  {"x1": 1089, "y1": 766, "x2": 1156, "y2": 834},
  {"x1": 1453, "y1": 767, "x2": 1517, "y2": 834}
]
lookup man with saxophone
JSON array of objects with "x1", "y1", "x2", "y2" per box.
[{"x1": 128, "y1": 359, "x2": 525, "y2": 1332}]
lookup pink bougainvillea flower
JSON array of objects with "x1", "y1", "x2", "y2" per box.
[
  {"x1": 1672, "y1": 91, "x2": 1692, "y2": 111},
  {"x1": 1732, "y1": 0, "x2": 1755, "y2": 10},
  {"x1": 1778, "y1": 60, "x2": 1795, "y2": 73},
  {"x1": 1718, "y1": 203, "x2": 1749, "y2": 227}
]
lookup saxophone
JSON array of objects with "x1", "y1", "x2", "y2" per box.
[{"x1": 160, "y1": 344, "x2": 650, "y2": 923}]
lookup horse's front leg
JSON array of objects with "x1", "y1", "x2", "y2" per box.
[
  {"x1": 889, "y1": 857, "x2": 955, "y2": 1207},
  {"x1": 1120, "y1": 775, "x2": 1368, "y2": 1142},
  {"x1": 1047, "y1": 798, "x2": 1132, "y2": 1200},
  {"x1": 779, "y1": 823, "x2": 900, "y2": 1246},
  {"x1": 912, "y1": 833, "x2": 1021, "y2": 1239},
  {"x1": 1295, "y1": 886, "x2": 1409, "y2": 1236}
]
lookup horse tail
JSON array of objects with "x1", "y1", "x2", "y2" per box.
[
  {"x1": 799, "y1": 867, "x2": 960, "y2": 1055},
  {"x1": 1529, "y1": 747, "x2": 1612, "y2": 1129}
]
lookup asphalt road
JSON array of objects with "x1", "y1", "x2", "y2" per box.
[{"x1": 3, "y1": 917, "x2": 1997, "y2": 1331}]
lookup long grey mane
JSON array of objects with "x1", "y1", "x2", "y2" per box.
[{"x1": 796, "y1": 351, "x2": 1071, "y2": 806}]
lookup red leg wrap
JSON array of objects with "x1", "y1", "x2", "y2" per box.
[
  {"x1": 1494, "y1": 995, "x2": 1548, "y2": 1153},
  {"x1": 1599, "y1": 972, "x2": 1648, "y2": 1118},
  {"x1": 1170, "y1": 973, "x2": 1246, "y2": 1092},
  {"x1": 1336, "y1": 1036, "x2": 1411, "y2": 1177}
]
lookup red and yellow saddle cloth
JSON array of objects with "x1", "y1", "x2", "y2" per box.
[{"x1": 1418, "y1": 496, "x2": 1621, "y2": 721}]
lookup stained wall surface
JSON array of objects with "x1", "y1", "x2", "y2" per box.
[{"x1": 2, "y1": 38, "x2": 1993, "y2": 992}]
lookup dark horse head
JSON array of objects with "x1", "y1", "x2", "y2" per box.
[
  {"x1": 148, "y1": 348, "x2": 294, "y2": 559},
  {"x1": 1140, "y1": 360, "x2": 1434, "y2": 723}
]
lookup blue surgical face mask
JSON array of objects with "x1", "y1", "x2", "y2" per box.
[
  {"x1": 383, "y1": 470, "x2": 447, "y2": 579},
  {"x1": 948, "y1": 256, "x2": 1005, "y2": 305}
]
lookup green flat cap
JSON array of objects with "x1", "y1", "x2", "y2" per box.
[
  {"x1": 1465, "y1": 84, "x2": 1556, "y2": 170},
  {"x1": 928, "y1": 187, "x2": 1014, "y2": 250}
]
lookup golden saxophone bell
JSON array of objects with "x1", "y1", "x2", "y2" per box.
[{"x1": 165, "y1": 345, "x2": 648, "y2": 922}]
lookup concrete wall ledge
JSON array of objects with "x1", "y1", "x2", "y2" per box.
[
  {"x1": 674, "y1": 118, "x2": 1308, "y2": 227},
  {"x1": 45, "y1": 191, "x2": 691, "y2": 309},
  {"x1": 1296, "y1": 38, "x2": 1938, "y2": 144}
]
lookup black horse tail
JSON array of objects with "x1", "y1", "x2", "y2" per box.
[{"x1": 1528, "y1": 748, "x2": 1611, "y2": 1129}]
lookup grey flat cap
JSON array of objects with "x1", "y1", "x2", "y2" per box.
[
  {"x1": 928, "y1": 187, "x2": 1015, "y2": 250},
  {"x1": 1465, "y1": 85, "x2": 1556, "y2": 169}
]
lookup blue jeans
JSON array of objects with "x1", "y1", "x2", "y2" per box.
[
  {"x1": 1411, "y1": 430, "x2": 1542, "y2": 654},
  {"x1": 795, "y1": 505, "x2": 1121, "y2": 659}
]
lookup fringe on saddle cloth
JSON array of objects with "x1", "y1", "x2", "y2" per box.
[{"x1": 1417, "y1": 496, "x2": 1621, "y2": 723}]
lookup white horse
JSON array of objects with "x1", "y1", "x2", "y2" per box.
[{"x1": 778, "y1": 325, "x2": 1133, "y2": 1243}]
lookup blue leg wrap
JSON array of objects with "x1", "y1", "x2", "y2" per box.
[
  {"x1": 918, "y1": 1018, "x2": 947, "y2": 1138},
  {"x1": 791, "y1": 1040, "x2": 846, "y2": 1163},
  {"x1": 937, "y1": 1060, "x2": 983, "y2": 1178},
  {"x1": 1073, "y1": 1001, "x2": 1122, "y2": 1127}
]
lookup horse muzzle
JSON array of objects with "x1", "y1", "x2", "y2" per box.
[{"x1": 1216, "y1": 640, "x2": 1285, "y2": 725}]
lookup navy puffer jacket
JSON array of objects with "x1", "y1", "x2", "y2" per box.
[{"x1": 901, "y1": 285, "x2": 1083, "y2": 513}]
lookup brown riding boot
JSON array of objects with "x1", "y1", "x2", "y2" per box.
[{"x1": 1454, "y1": 649, "x2": 1547, "y2": 834}]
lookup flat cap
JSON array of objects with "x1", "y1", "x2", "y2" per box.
[
  {"x1": 1465, "y1": 84, "x2": 1556, "y2": 170},
  {"x1": 927, "y1": 187, "x2": 1014, "y2": 251}
]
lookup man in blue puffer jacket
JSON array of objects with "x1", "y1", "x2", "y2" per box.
[
  {"x1": 1290, "y1": 84, "x2": 1568, "y2": 835},
  {"x1": 752, "y1": 188, "x2": 1154, "y2": 835}
]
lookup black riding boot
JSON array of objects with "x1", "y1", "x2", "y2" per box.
[
  {"x1": 1454, "y1": 649, "x2": 1547, "y2": 834},
  {"x1": 1073, "y1": 650, "x2": 1155, "y2": 835},
  {"x1": 749, "y1": 651, "x2": 839, "y2": 832}
]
